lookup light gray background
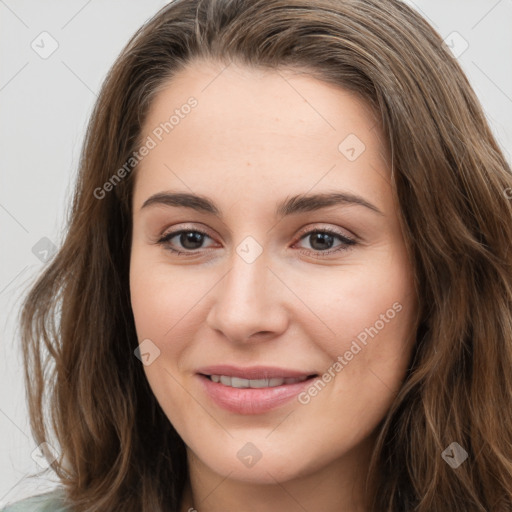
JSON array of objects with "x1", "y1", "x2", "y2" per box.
[{"x1": 1, "y1": 0, "x2": 511, "y2": 506}]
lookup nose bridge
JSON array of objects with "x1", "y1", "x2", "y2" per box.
[
  {"x1": 206, "y1": 242, "x2": 287, "y2": 341},
  {"x1": 222, "y1": 246, "x2": 273, "y2": 316}
]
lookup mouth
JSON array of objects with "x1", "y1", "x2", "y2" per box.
[
  {"x1": 195, "y1": 365, "x2": 319, "y2": 414},
  {"x1": 201, "y1": 374, "x2": 316, "y2": 388}
]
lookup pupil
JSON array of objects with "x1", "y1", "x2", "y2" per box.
[
  {"x1": 311, "y1": 232, "x2": 333, "y2": 251},
  {"x1": 181, "y1": 232, "x2": 204, "y2": 250}
]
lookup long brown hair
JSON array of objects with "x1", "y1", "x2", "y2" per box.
[{"x1": 19, "y1": 0, "x2": 512, "y2": 510}]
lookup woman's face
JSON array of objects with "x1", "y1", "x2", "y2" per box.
[{"x1": 130, "y1": 60, "x2": 418, "y2": 487}]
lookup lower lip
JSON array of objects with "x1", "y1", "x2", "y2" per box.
[{"x1": 197, "y1": 374, "x2": 316, "y2": 414}]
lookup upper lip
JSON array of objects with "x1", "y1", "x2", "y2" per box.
[{"x1": 196, "y1": 365, "x2": 317, "y2": 380}]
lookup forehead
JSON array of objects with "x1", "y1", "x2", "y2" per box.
[{"x1": 133, "y1": 59, "x2": 391, "y2": 212}]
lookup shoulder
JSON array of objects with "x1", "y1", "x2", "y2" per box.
[{"x1": 1, "y1": 489, "x2": 69, "y2": 512}]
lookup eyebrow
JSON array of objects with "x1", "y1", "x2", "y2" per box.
[{"x1": 140, "y1": 191, "x2": 384, "y2": 217}]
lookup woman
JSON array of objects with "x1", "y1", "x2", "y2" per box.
[{"x1": 4, "y1": 0, "x2": 512, "y2": 510}]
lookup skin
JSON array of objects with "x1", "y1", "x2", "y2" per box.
[{"x1": 129, "y1": 59, "x2": 419, "y2": 512}]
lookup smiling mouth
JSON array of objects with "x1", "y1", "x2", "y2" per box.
[
  {"x1": 200, "y1": 374, "x2": 318, "y2": 388},
  {"x1": 197, "y1": 367, "x2": 320, "y2": 414}
]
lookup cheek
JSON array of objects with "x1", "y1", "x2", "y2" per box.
[
  {"x1": 130, "y1": 243, "x2": 188, "y2": 329},
  {"x1": 129, "y1": 251, "x2": 204, "y2": 432},
  {"x1": 129, "y1": 249, "x2": 184, "y2": 356},
  {"x1": 300, "y1": 244, "x2": 416, "y2": 368},
  {"x1": 293, "y1": 262, "x2": 416, "y2": 449},
  {"x1": 129, "y1": 248, "x2": 216, "y2": 368}
]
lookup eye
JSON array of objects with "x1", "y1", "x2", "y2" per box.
[
  {"x1": 294, "y1": 228, "x2": 357, "y2": 257},
  {"x1": 157, "y1": 228, "x2": 215, "y2": 255},
  {"x1": 156, "y1": 226, "x2": 357, "y2": 257}
]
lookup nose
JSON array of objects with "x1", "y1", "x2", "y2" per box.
[{"x1": 205, "y1": 247, "x2": 289, "y2": 344}]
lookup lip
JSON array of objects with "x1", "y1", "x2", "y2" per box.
[{"x1": 196, "y1": 365, "x2": 318, "y2": 415}]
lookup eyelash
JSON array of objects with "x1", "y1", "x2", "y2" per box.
[{"x1": 156, "y1": 226, "x2": 357, "y2": 258}]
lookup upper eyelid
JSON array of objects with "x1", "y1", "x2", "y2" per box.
[
  {"x1": 160, "y1": 224, "x2": 214, "y2": 240},
  {"x1": 159, "y1": 223, "x2": 353, "y2": 236},
  {"x1": 295, "y1": 224, "x2": 356, "y2": 240}
]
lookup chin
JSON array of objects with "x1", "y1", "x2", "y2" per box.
[{"x1": 188, "y1": 438, "x2": 325, "y2": 484}]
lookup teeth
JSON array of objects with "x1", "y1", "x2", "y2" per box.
[
  {"x1": 250, "y1": 378, "x2": 270, "y2": 388},
  {"x1": 231, "y1": 377, "x2": 250, "y2": 388},
  {"x1": 209, "y1": 375, "x2": 309, "y2": 388},
  {"x1": 220, "y1": 375, "x2": 231, "y2": 386}
]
